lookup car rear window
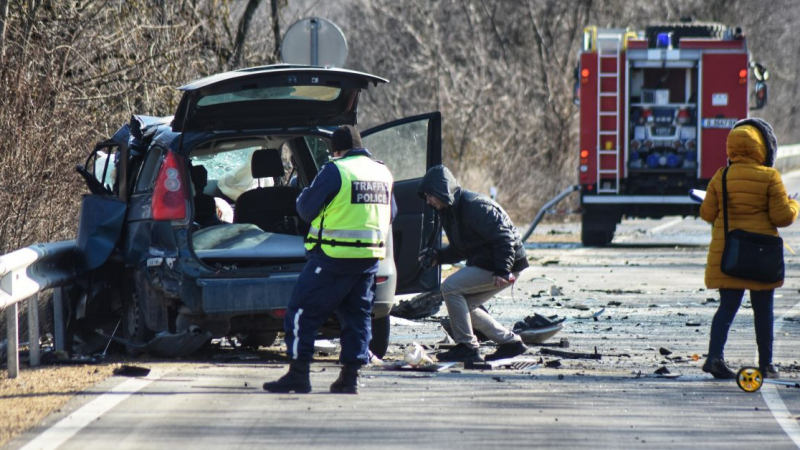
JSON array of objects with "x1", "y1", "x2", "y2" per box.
[{"x1": 197, "y1": 86, "x2": 341, "y2": 107}]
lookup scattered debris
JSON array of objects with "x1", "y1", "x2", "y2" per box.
[
  {"x1": 654, "y1": 367, "x2": 670, "y2": 375},
  {"x1": 557, "y1": 374, "x2": 565, "y2": 380},
  {"x1": 492, "y1": 377, "x2": 506, "y2": 382},
  {"x1": 465, "y1": 357, "x2": 541, "y2": 371},
  {"x1": 540, "y1": 348, "x2": 601, "y2": 360},
  {"x1": 543, "y1": 260, "x2": 560, "y2": 267},
  {"x1": 659, "y1": 347, "x2": 672, "y2": 356},
  {"x1": 113, "y1": 365, "x2": 151, "y2": 377},
  {"x1": 390, "y1": 291, "x2": 443, "y2": 320},
  {"x1": 685, "y1": 321, "x2": 702, "y2": 327},
  {"x1": 513, "y1": 314, "x2": 565, "y2": 345},
  {"x1": 314, "y1": 339, "x2": 337, "y2": 356},
  {"x1": 572, "y1": 304, "x2": 591, "y2": 311},
  {"x1": 575, "y1": 308, "x2": 605, "y2": 320},
  {"x1": 607, "y1": 300, "x2": 622, "y2": 307},
  {"x1": 545, "y1": 359, "x2": 562, "y2": 368},
  {"x1": 585, "y1": 289, "x2": 643, "y2": 295},
  {"x1": 783, "y1": 316, "x2": 800, "y2": 322}
]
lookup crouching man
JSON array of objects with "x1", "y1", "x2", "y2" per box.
[
  {"x1": 418, "y1": 165, "x2": 529, "y2": 363},
  {"x1": 263, "y1": 125, "x2": 394, "y2": 394}
]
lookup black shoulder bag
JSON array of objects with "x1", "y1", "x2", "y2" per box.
[{"x1": 720, "y1": 167, "x2": 785, "y2": 283}]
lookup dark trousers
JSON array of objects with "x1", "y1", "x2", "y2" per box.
[
  {"x1": 707, "y1": 288, "x2": 774, "y2": 367},
  {"x1": 283, "y1": 261, "x2": 375, "y2": 365}
]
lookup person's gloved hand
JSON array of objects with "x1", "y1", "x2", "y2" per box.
[{"x1": 418, "y1": 247, "x2": 440, "y2": 269}]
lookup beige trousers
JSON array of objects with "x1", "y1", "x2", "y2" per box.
[{"x1": 441, "y1": 265, "x2": 521, "y2": 349}]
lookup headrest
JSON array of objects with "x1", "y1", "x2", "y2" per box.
[
  {"x1": 251, "y1": 148, "x2": 285, "y2": 178},
  {"x1": 189, "y1": 164, "x2": 208, "y2": 190}
]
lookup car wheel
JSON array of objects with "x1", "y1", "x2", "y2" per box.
[
  {"x1": 369, "y1": 315, "x2": 391, "y2": 359},
  {"x1": 122, "y1": 275, "x2": 154, "y2": 356},
  {"x1": 237, "y1": 332, "x2": 278, "y2": 349}
]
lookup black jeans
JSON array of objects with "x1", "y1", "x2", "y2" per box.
[{"x1": 707, "y1": 288, "x2": 774, "y2": 367}]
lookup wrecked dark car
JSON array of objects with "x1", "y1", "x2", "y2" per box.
[{"x1": 68, "y1": 65, "x2": 442, "y2": 357}]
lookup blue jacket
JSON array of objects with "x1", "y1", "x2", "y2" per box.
[{"x1": 297, "y1": 148, "x2": 397, "y2": 273}]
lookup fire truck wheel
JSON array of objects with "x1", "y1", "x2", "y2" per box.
[{"x1": 581, "y1": 229, "x2": 614, "y2": 247}]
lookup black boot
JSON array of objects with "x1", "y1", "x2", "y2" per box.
[
  {"x1": 263, "y1": 361, "x2": 312, "y2": 393},
  {"x1": 702, "y1": 357, "x2": 736, "y2": 379},
  {"x1": 330, "y1": 364, "x2": 361, "y2": 394}
]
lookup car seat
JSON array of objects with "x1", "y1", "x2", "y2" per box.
[
  {"x1": 190, "y1": 164, "x2": 221, "y2": 228},
  {"x1": 233, "y1": 148, "x2": 303, "y2": 234}
]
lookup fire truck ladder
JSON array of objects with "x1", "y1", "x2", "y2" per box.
[{"x1": 596, "y1": 32, "x2": 623, "y2": 194}]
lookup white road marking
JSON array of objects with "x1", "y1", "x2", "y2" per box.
[
  {"x1": 649, "y1": 217, "x2": 684, "y2": 234},
  {"x1": 757, "y1": 301, "x2": 800, "y2": 447},
  {"x1": 20, "y1": 373, "x2": 159, "y2": 450}
]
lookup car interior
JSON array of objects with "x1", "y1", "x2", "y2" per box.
[{"x1": 187, "y1": 135, "x2": 329, "y2": 263}]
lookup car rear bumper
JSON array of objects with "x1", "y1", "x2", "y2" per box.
[{"x1": 196, "y1": 273, "x2": 299, "y2": 314}]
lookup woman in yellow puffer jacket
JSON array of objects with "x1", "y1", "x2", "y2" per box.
[{"x1": 699, "y1": 118, "x2": 799, "y2": 380}]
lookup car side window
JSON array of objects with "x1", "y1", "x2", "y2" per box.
[
  {"x1": 304, "y1": 136, "x2": 331, "y2": 169},
  {"x1": 362, "y1": 120, "x2": 428, "y2": 181},
  {"x1": 134, "y1": 147, "x2": 164, "y2": 193}
]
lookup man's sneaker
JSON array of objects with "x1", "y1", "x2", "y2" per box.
[
  {"x1": 485, "y1": 340, "x2": 527, "y2": 361},
  {"x1": 702, "y1": 357, "x2": 736, "y2": 379},
  {"x1": 760, "y1": 364, "x2": 780, "y2": 379},
  {"x1": 436, "y1": 343, "x2": 484, "y2": 363}
]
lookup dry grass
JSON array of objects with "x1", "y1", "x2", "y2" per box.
[{"x1": 0, "y1": 364, "x2": 117, "y2": 447}]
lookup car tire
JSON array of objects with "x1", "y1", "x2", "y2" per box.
[
  {"x1": 581, "y1": 229, "x2": 614, "y2": 247},
  {"x1": 369, "y1": 315, "x2": 391, "y2": 359},
  {"x1": 581, "y1": 212, "x2": 616, "y2": 247},
  {"x1": 238, "y1": 332, "x2": 278, "y2": 349},
  {"x1": 122, "y1": 274, "x2": 154, "y2": 357}
]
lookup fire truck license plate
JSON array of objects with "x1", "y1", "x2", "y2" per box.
[{"x1": 702, "y1": 118, "x2": 738, "y2": 129}]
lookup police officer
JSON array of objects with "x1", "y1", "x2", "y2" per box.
[{"x1": 263, "y1": 125, "x2": 394, "y2": 394}]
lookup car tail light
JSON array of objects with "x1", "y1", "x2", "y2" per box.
[
  {"x1": 739, "y1": 69, "x2": 747, "y2": 84},
  {"x1": 581, "y1": 68, "x2": 589, "y2": 84},
  {"x1": 376, "y1": 276, "x2": 389, "y2": 284},
  {"x1": 152, "y1": 151, "x2": 188, "y2": 221},
  {"x1": 272, "y1": 308, "x2": 287, "y2": 318}
]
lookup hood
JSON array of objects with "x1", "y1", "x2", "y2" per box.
[
  {"x1": 727, "y1": 118, "x2": 777, "y2": 166},
  {"x1": 418, "y1": 165, "x2": 461, "y2": 207}
]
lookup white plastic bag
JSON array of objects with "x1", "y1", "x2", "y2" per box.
[{"x1": 403, "y1": 342, "x2": 434, "y2": 367}]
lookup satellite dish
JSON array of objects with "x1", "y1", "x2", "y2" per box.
[{"x1": 281, "y1": 17, "x2": 348, "y2": 67}]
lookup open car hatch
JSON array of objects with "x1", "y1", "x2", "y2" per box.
[{"x1": 171, "y1": 65, "x2": 388, "y2": 132}]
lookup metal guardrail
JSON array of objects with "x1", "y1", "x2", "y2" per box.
[{"x1": 1, "y1": 240, "x2": 76, "y2": 378}]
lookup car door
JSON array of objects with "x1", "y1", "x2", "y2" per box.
[{"x1": 362, "y1": 112, "x2": 442, "y2": 294}]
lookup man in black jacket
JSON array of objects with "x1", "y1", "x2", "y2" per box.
[{"x1": 418, "y1": 165, "x2": 529, "y2": 362}]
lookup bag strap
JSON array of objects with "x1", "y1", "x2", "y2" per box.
[{"x1": 722, "y1": 167, "x2": 729, "y2": 235}]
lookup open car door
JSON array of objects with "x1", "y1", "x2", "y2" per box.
[{"x1": 362, "y1": 112, "x2": 442, "y2": 294}]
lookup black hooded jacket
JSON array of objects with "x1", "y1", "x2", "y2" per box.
[{"x1": 418, "y1": 165, "x2": 528, "y2": 277}]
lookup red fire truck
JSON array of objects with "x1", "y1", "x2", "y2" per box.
[{"x1": 577, "y1": 23, "x2": 769, "y2": 246}]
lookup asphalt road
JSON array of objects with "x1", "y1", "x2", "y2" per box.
[{"x1": 8, "y1": 173, "x2": 800, "y2": 449}]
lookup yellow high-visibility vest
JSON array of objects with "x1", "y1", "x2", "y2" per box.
[{"x1": 305, "y1": 154, "x2": 393, "y2": 259}]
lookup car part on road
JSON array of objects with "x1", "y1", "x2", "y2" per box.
[
  {"x1": 391, "y1": 291, "x2": 442, "y2": 320},
  {"x1": 464, "y1": 357, "x2": 541, "y2": 371},
  {"x1": 540, "y1": 347, "x2": 602, "y2": 360},
  {"x1": 736, "y1": 366, "x2": 800, "y2": 393},
  {"x1": 113, "y1": 365, "x2": 152, "y2": 377}
]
